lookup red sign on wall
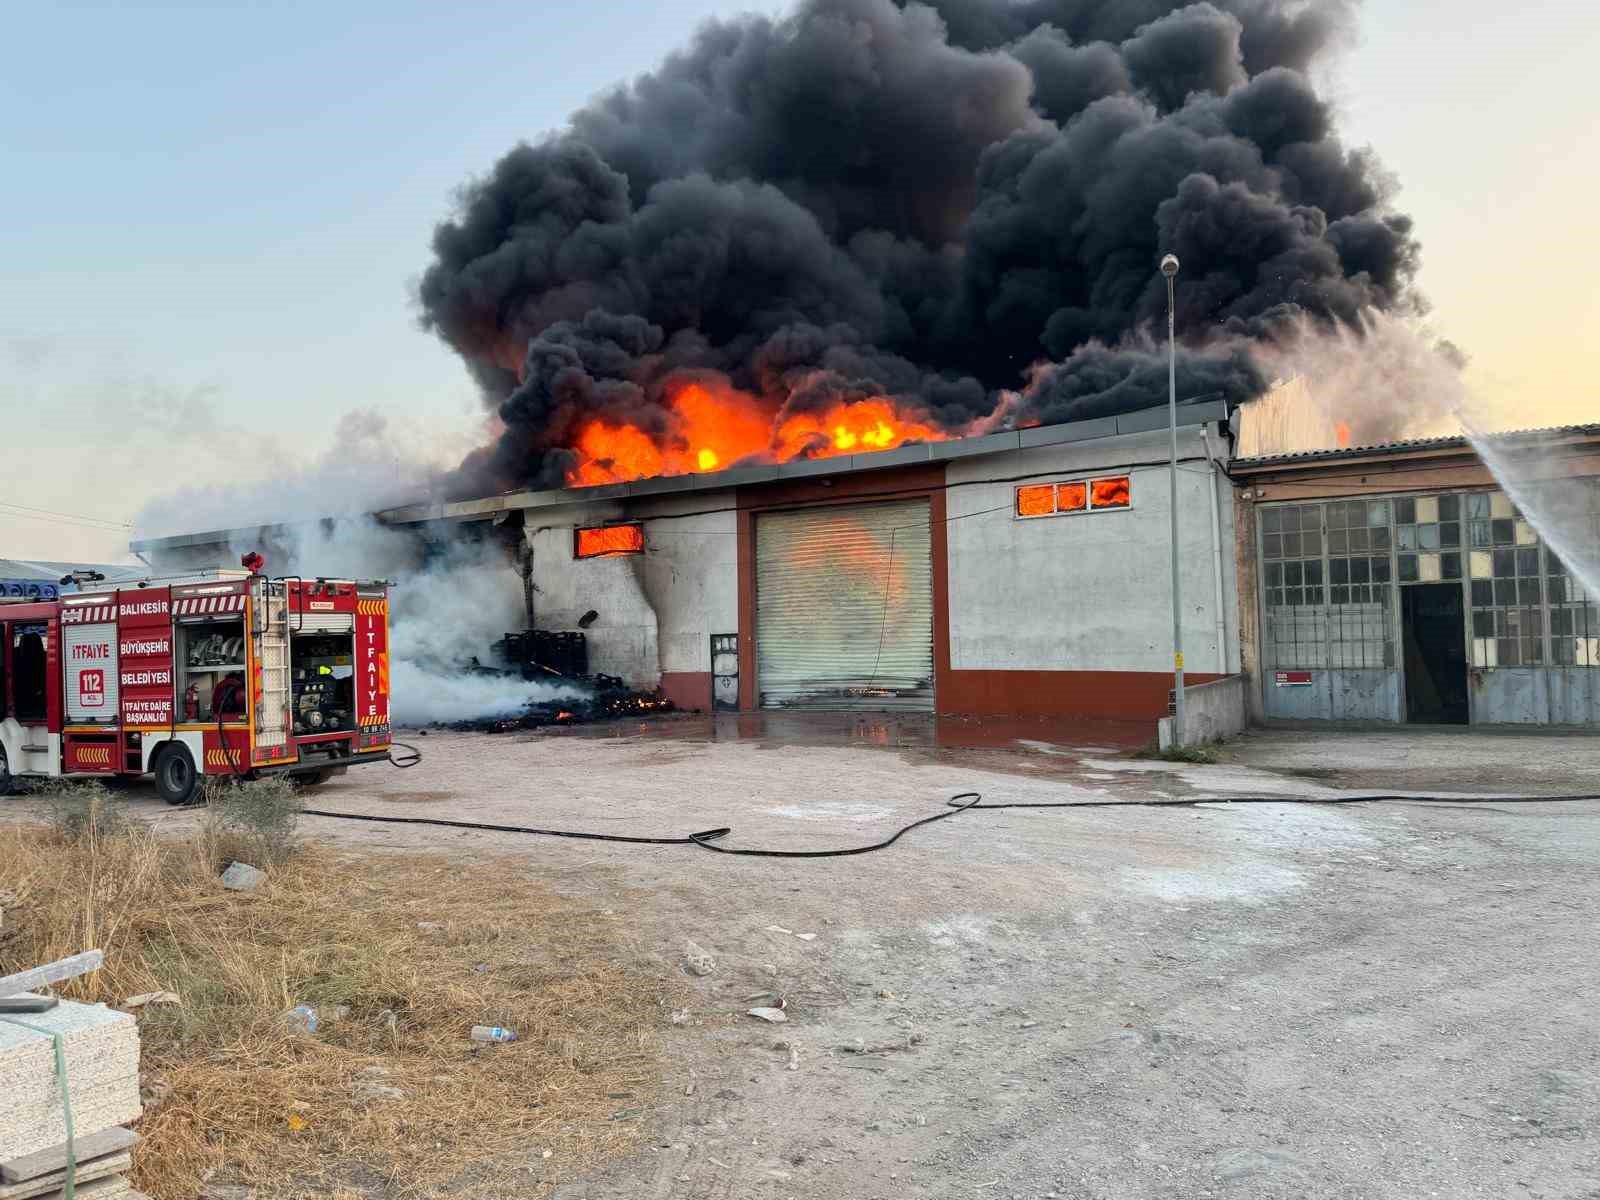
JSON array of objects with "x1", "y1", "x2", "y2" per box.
[{"x1": 1274, "y1": 671, "x2": 1314, "y2": 687}]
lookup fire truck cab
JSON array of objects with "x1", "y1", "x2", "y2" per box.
[{"x1": 0, "y1": 570, "x2": 392, "y2": 805}]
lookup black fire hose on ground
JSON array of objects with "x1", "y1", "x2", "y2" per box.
[
  {"x1": 943, "y1": 791, "x2": 1600, "y2": 811},
  {"x1": 298, "y1": 792, "x2": 984, "y2": 857},
  {"x1": 297, "y1": 788, "x2": 1600, "y2": 860},
  {"x1": 388, "y1": 741, "x2": 423, "y2": 768}
]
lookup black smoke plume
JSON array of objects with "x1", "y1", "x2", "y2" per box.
[{"x1": 421, "y1": 0, "x2": 1419, "y2": 490}]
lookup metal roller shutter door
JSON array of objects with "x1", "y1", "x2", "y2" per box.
[
  {"x1": 294, "y1": 613, "x2": 355, "y2": 634},
  {"x1": 756, "y1": 499, "x2": 934, "y2": 710},
  {"x1": 64, "y1": 622, "x2": 120, "y2": 724}
]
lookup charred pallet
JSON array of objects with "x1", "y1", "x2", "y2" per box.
[{"x1": 442, "y1": 667, "x2": 675, "y2": 734}]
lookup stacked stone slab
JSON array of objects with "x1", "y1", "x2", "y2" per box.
[{"x1": 0, "y1": 998, "x2": 146, "y2": 1200}]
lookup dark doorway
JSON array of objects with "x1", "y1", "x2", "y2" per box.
[{"x1": 1402, "y1": 584, "x2": 1469, "y2": 724}]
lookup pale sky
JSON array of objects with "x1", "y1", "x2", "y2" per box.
[{"x1": 2, "y1": 0, "x2": 1595, "y2": 564}]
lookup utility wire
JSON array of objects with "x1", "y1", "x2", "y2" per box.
[{"x1": 0, "y1": 500, "x2": 133, "y2": 532}]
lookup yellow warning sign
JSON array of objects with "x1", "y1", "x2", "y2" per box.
[{"x1": 1174, "y1": 652, "x2": 1185, "y2": 670}]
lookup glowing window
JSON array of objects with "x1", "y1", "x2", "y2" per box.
[
  {"x1": 1090, "y1": 476, "x2": 1131, "y2": 509},
  {"x1": 1055, "y1": 481, "x2": 1087, "y2": 512},
  {"x1": 575, "y1": 523, "x2": 645, "y2": 559},
  {"x1": 1016, "y1": 476, "x2": 1132, "y2": 519},
  {"x1": 1016, "y1": 485, "x2": 1055, "y2": 518}
]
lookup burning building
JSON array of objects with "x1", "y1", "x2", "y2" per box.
[
  {"x1": 131, "y1": 400, "x2": 1600, "y2": 733},
  {"x1": 130, "y1": 0, "x2": 1600, "y2": 731},
  {"x1": 135, "y1": 396, "x2": 1242, "y2": 724}
]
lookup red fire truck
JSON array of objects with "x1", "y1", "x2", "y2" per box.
[{"x1": 0, "y1": 569, "x2": 392, "y2": 805}]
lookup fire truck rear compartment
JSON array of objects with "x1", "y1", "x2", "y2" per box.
[{"x1": 290, "y1": 632, "x2": 356, "y2": 736}]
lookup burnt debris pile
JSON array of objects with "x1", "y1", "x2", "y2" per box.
[{"x1": 440, "y1": 629, "x2": 675, "y2": 733}]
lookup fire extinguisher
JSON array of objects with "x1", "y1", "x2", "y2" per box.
[{"x1": 183, "y1": 683, "x2": 200, "y2": 721}]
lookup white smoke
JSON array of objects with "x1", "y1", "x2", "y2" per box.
[
  {"x1": 1254, "y1": 310, "x2": 1466, "y2": 447},
  {"x1": 389, "y1": 659, "x2": 580, "y2": 724},
  {"x1": 132, "y1": 406, "x2": 578, "y2": 726},
  {"x1": 132, "y1": 409, "x2": 479, "y2": 537},
  {"x1": 250, "y1": 517, "x2": 584, "y2": 727}
]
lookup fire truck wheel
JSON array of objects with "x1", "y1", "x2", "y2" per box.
[
  {"x1": 0, "y1": 746, "x2": 14, "y2": 796},
  {"x1": 154, "y1": 745, "x2": 201, "y2": 807}
]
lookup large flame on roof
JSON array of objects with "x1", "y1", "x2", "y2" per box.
[{"x1": 567, "y1": 381, "x2": 948, "y2": 487}]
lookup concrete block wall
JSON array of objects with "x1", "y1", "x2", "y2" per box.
[
  {"x1": 520, "y1": 490, "x2": 737, "y2": 704},
  {"x1": 522, "y1": 500, "x2": 658, "y2": 690},
  {"x1": 635, "y1": 491, "x2": 738, "y2": 708},
  {"x1": 943, "y1": 428, "x2": 1240, "y2": 677},
  {"x1": 1158, "y1": 676, "x2": 1249, "y2": 749}
]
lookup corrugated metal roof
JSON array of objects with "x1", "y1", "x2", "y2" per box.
[{"x1": 1231, "y1": 423, "x2": 1600, "y2": 469}]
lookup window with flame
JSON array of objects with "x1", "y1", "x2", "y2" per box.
[
  {"x1": 574, "y1": 523, "x2": 645, "y2": 559},
  {"x1": 1014, "y1": 475, "x2": 1131, "y2": 519}
]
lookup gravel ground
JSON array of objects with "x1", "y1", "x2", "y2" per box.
[{"x1": 8, "y1": 720, "x2": 1599, "y2": 1199}]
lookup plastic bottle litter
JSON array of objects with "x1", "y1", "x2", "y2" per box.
[
  {"x1": 470, "y1": 1025, "x2": 517, "y2": 1043},
  {"x1": 285, "y1": 1005, "x2": 318, "y2": 1034}
]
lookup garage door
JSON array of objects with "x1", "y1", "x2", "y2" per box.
[{"x1": 756, "y1": 499, "x2": 934, "y2": 710}]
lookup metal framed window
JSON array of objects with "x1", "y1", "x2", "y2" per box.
[
  {"x1": 1261, "y1": 503, "x2": 1331, "y2": 668},
  {"x1": 1262, "y1": 499, "x2": 1396, "y2": 671},
  {"x1": 574, "y1": 523, "x2": 645, "y2": 559},
  {"x1": 1014, "y1": 475, "x2": 1131, "y2": 519},
  {"x1": 1260, "y1": 484, "x2": 1598, "y2": 675},
  {"x1": 1546, "y1": 549, "x2": 1600, "y2": 665},
  {"x1": 1466, "y1": 500, "x2": 1544, "y2": 666}
]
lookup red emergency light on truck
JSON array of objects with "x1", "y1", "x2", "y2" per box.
[{"x1": 0, "y1": 570, "x2": 392, "y2": 805}]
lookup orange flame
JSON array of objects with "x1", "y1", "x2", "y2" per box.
[
  {"x1": 566, "y1": 381, "x2": 948, "y2": 487},
  {"x1": 575, "y1": 524, "x2": 645, "y2": 558},
  {"x1": 1090, "y1": 476, "x2": 1130, "y2": 508},
  {"x1": 1335, "y1": 421, "x2": 1352, "y2": 448}
]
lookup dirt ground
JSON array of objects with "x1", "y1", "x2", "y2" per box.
[{"x1": 8, "y1": 717, "x2": 1600, "y2": 1199}]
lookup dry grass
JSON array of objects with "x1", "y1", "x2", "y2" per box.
[
  {"x1": 201, "y1": 774, "x2": 304, "y2": 866},
  {"x1": 0, "y1": 806, "x2": 678, "y2": 1200}
]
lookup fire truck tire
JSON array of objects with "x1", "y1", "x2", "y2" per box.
[
  {"x1": 295, "y1": 767, "x2": 346, "y2": 787},
  {"x1": 154, "y1": 745, "x2": 202, "y2": 807},
  {"x1": 0, "y1": 746, "x2": 14, "y2": 797}
]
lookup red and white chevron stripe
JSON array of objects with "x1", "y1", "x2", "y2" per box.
[
  {"x1": 173, "y1": 593, "x2": 246, "y2": 616},
  {"x1": 61, "y1": 604, "x2": 116, "y2": 624}
]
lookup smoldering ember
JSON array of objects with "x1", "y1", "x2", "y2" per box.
[{"x1": 6, "y1": 2, "x2": 1600, "y2": 1200}]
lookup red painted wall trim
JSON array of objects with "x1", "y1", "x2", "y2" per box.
[
  {"x1": 659, "y1": 671, "x2": 712, "y2": 713},
  {"x1": 938, "y1": 670, "x2": 1223, "y2": 721},
  {"x1": 735, "y1": 464, "x2": 950, "y2": 713}
]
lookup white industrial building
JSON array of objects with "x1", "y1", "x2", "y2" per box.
[{"x1": 133, "y1": 397, "x2": 1600, "y2": 732}]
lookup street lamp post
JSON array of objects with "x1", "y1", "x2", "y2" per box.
[{"x1": 1160, "y1": 254, "x2": 1185, "y2": 749}]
